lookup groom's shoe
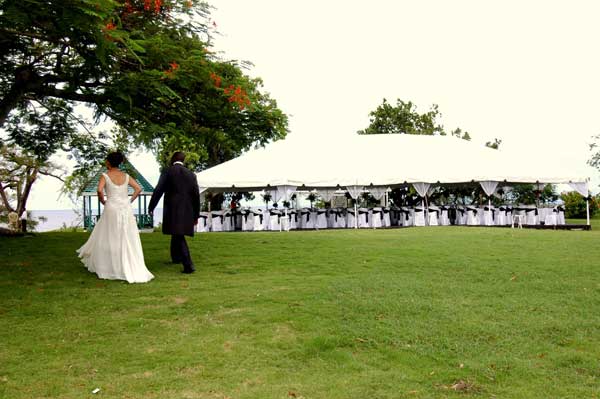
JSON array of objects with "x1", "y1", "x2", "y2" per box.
[{"x1": 181, "y1": 265, "x2": 196, "y2": 274}]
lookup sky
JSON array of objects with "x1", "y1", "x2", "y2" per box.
[{"x1": 28, "y1": 0, "x2": 600, "y2": 210}]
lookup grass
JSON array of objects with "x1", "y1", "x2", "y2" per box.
[{"x1": 1, "y1": 224, "x2": 599, "y2": 398}]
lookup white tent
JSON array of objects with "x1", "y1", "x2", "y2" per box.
[{"x1": 196, "y1": 134, "x2": 588, "y2": 190}]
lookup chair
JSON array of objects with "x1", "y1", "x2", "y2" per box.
[
  {"x1": 280, "y1": 211, "x2": 291, "y2": 231},
  {"x1": 210, "y1": 210, "x2": 224, "y2": 232},
  {"x1": 399, "y1": 207, "x2": 413, "y2": 227},
  {"x1": 316, "y1": 209, "x2": 328, "y2": 229},
  {"x1": 288, "y1": 209, "x2": 298, "y2": 230},
  {"x1": 371, "y1": 207, "x2": 383, "y2": 228},
  {"x1": 544, "y1": 207, "x2": 557, "y2": 226},
  {"x1": 428, "y1": 205, "x2": 439, "y2": 226},
  {"x1": 414, "y1": 206, "x2": 426, "y2": 227},
  {"x1": 252, "y1": 209, "x2": 265, "y2": 231},
  {"x1": 382, "y1": 207, "x2": 391, "y2": 227},
  {"x1": 482, "y1": 205, "x2": 495, "y2": 226},
  {"x1": 327, "y1": 209, "x2": 337, "y2": 228},
  {"x1": 466, "y1": 206, "x2": 479, "y2": 226},
  {"x1": 358, "y1": 208, "x2": 370, "y2": 228},
  {"x1": 557, "y1": 206, "x2": 566, "y2": 225},
  {"x1": 300, "y1": 208, "x2": 315, "y2": 229},
  {"x1": 455, "y1": 206, "x2": 467, "y2": 225},
  {"x1": 331, "y1": 208, "x2": 346, "y2": 228},
  {"x1": 346, "y1": 207, "x2": 357, "y2": 228},
  {"x1": 222, "y1": 210, "x2": 235, "y2": 231},
  {"x1": 513, "y1": 206, "x2": 527, "y2": 226},
  {"x1": 240, "y1": 209, "x2": 254, "y2": 231},
  {"x1": 512, "y1": 213, "x2": 523, "y2": 228},
  {"x1": 524, "y1": 206, "x2": 538, "y2": 225},
  {"x1": 197, "y1": 212, "x2": 210, "y2": 232},
  {"x1": 503, "y1": 206, "x2": 513, "y2": 226},
  {"x1": 439, "y1": 205, "x2": 450, "y2": 226},
  {"x1": 269, "y1": 209, "x2": 281, "y2": 231},
  {"x1": 496, "y1": 206, "x2": 507, "y2": 226}
]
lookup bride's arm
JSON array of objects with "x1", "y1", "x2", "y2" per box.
[
  {"x1": 129, "y1": 177, "x2": 142, "y2": 203},
  {"x1": 97, "y1": 175, "x2": 106, "y2": 205}
]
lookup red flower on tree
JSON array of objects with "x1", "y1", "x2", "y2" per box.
[
  {"x1": 224, "y1": 85, "x2": 251, "y2": 110},
  {"x1": 163, "y1": 61, "x2": 180, "y2": 78},
  {"x1": 104, "y1": 21, "x2": 117, "y2": 31},
  {"x1": 209, "y1": 72, "x2": 222, "y2": 88}
]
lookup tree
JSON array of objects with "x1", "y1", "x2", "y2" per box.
[
  {"x1": 560, "y1": 191, "x2": 598, "y2": 219},
  {"x1": 485, "y1": 138, "x2": 502, "y2": 149},
  {"x1": 358, "y1": 99, "x2": 445, "y2": 136},
  {"x1": 1, "y1": 0, "x2": 288, "y2": 196},
  {"x1": 0, "y1": 143, "x2": 63, "y2": 230},
  {"x1": 588, "y1": 133, "x2": 600, "y2": 176}
]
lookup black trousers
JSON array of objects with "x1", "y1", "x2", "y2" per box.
[{"x1": 170, "y1": 235, "x2": 194, "y2": 271}]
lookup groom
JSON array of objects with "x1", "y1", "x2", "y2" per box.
[{"x1": 148, "y1": 152, "x2": 200, "y2": 274}]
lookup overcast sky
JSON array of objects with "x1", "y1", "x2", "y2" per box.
[{"x1": 28, "y1": 0, "x2": 600, "y2": 209}]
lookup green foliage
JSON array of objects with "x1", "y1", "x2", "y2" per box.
[
  {"x1": 508, "y1": 184, "x2": 557, "y2": 205},
  {"x1": 560, "y1": 191, "x2": 598, "y2": 219},
  {"x1": 358, "y1": 99, "x2": 445, "y2": 136},
  {"x1": 1, "y1": 0, "x2": 288, "y2": 194},
  {"x1": 485, "y1": 138, "x2": 502, "y2": 149}
]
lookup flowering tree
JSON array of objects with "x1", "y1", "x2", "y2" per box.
[{"x1": 1, "y1": 0, "x2": 288, "y2": 193}]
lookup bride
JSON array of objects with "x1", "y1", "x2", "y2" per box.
[{"x1": 77, "y1": 151, "x2": 154, "y2": 283}]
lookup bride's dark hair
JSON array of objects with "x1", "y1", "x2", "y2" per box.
[{"x1": 106, "y1": 151, "x2": 125, "y2": 168}]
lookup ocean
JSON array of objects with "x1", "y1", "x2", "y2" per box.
[{"x1": 30, "y1": 209, "x2": 164, "y2": 232}]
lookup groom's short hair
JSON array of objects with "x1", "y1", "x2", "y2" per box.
[{"x1": 170, "y1": 152, "x2": 185, "y2": 165}]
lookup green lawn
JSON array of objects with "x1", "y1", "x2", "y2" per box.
[{"x1": 1, "y1": 225, "x2": 599, "y2": 398}]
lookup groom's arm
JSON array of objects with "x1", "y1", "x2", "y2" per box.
[
  {"x1": 191, "y1": 175, "x2": 200, "y2": 220},
  {"x1": 148, "y1": 170, "x2": 168, "y2": 214}
]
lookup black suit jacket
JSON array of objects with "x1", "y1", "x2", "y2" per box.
[{"x1": 148, "y1": 163, "x2": 200, "y2": 237}]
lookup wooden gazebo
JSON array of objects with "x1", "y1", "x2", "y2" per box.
[{"x1": 82, "y1": 161, "x2": 155, "y2": 231}]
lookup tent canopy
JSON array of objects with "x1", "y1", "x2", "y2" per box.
[{"x1": 196, "y1": 134, "x2": 588, "y2": 192}]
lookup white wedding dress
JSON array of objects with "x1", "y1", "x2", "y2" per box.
[{"x1": 77, "y1": 173, "x2": 154, "y2": 283}]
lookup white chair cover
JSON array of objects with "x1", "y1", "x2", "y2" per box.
[
  {"x1": 336, "y1": 209, "x2": 347, "y2": 228},
  {"x1": 210, "y1": 210, "x2": 224, "y2": 232},
  {"x1": 457, "y1": 207, "x2": 467, "y2": 225},
  {"x1": 524, "y1": 206, "x2": 538, "y2": 225},
  {"x1": 382, "y1": 207, "x2": 391, "y2": 227},
  {"x1": 240, "y1": 209, "x2": 254, "y2": 231},
  {"x1": 544, "y1": 208, "x2": 557, "y2": 226},
  {"x1": 466, "y1": 206, "x2": 479, "y2": 226},
  {"x1": 439, "y1": 206, "x2": 450, "y2": 226},
  {"x1": 288, "y1": 210, "x2": 298, "y2": 230},
  {"x1": 482, "y1": 205, "x2": 495, "y2": 226},
  {"x1": 253, "y1": 209, "x2": 265, "y2": 231},
  {"x1": 197, "y1": 211, "x2": 210, "y2": 232},
  {"x1": 414, "y1": 206, "x2": 426, "y2": 227},
  {"x1": 222, "y1": 210, "x2": 234, "y2": 231},
  {"x1": 358, "y1": 207, "x2": 370, "y2": 228},
  {"x1": 557, "y1": 206, "x2": 566, "y2": 224},
  {"x1": 269, "y1": 209, "x2": 281, "y2": 231},
  {"x1": 496, "y1": 206, "x2": 507, "y2": 226},
  {"x1": 316, "y1": 209, "x2": 328, "y2": 229},
  {"x1": 300, "y1": 208, "x2": 314, "y2": 229},
  {"x1": 371, "y1": 207, "x2": 383, "y2": 228},
  {"x1": 346, "y1": 207, "x2": 357, "y2": 228},
  {"x1": 399, "y1": 207, "x2": 413, "y2": 226},
  {"x1": 428, "y1": 205, "x2": 439, "y2": 226}
]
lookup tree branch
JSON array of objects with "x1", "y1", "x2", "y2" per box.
[
  {"x1": 38, "y1": 170, "x2": 65, "y2": 182},
  {"x1": 0, "y1": 182, "x2": 15, "y2": 212}
]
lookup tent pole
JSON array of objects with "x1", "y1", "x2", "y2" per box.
[
  {"x1": 354, "y1": 202, "x2": 358, "y2": 229},
  {"x1": 586, "y1": 198, "x2": 590, "y2": 226}
]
